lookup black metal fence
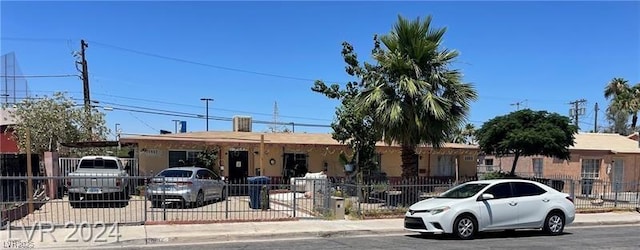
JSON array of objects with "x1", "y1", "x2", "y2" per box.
[
  {"x1": 2, "y1": 174, "x2": 638, "y2": 229},
  {"x1": 0, "y1": 175, "x2": 332, "y2": 229}
]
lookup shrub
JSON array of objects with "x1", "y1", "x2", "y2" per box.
[{"x1": 482, "y1": 170, "x2": 517, "y2": 180}]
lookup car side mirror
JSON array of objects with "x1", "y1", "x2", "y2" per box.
[{"x1": 478, "y1": 193, "x2": 495, "y2": 201}]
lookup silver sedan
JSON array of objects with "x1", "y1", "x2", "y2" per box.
[{"x1": 147, "y1": 167, "x2": 227, "y2": 208}]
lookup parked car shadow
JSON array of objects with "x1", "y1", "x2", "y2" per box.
[
  {"x1": 151, "y1": 197, "x2": 225, "y2": 209},
  {"x1": 71, "y1": 201, "x2": 129, "y2": 209},
  {"x1": 70, "y1": 197, "x2": 130, "y2": 209},
  {"x1": 407, "y1": 230, "x2": 571, "y2": 240}
]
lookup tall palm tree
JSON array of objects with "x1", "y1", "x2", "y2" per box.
[
  {"x1": 461, "y1": 123, "x2": 476, "y2": 144},
  {"x1": 448, "y1": 123, "x2": 476, "y2": 144},
  {"x1": 604, "y1": 78, "x2": 640, "y2": 130},
  {"x1": 357, "y1": 15, "x2": 478, "y2": 179}
]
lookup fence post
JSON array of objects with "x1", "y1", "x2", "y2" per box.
[
  {"x1": 356, "y1": 181, "x2": 362, "y2": 216},
  {"x1": 224, "y1": 182, "x2": 233, "y2": 219},
  {"x1": 614, "y1": 181, "x2": 619, "y2": 208},
  {"x1": 569, "y1": 180, "x2": 575, "y2": 201},
  {"x1": 143, "y1": 176, "x2": 147, "y2": 224},
  {"x1": 292, "y1": 179, "x2": 297, "y2": 218},
  {"x1": 325, "y1": 179, "x2": 330, "y2": 214},
  {"x1": 162, "y1": 177, "x2": 167, "y2": 221}
]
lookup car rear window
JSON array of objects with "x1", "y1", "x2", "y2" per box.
[
  {"x1": 78, "y1": 159, "x2": 119, "y2": 169},
  {"x1": 158, "y1": 170, "x2": 193, "y2": 178}
]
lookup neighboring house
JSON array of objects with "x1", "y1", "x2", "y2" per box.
[
  {"x1": 119, "y1": 131, "x2": 480, "y2": 181},
  {"x1": 479, "y1": 133, "x2": 640, "y2": 193},
  {"x1": 0, "y1": 108, "x2": 18, "y2": 153},
  {"x1": 627, "y1": 132, "x2": 639, "y2": 141}
]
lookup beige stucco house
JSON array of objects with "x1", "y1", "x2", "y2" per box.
[
  {"x1": 119, "y1": 131, "x2": 480, "y2": 181},
  {"x1": 479, "y1": 133, "x2": 640, "y2": 192}
]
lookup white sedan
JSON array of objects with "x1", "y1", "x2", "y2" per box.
[{"x1": 404, "y1": 179, "x2": 575, "y2": 240}]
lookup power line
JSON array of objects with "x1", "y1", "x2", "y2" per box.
[
  {"x1": 88, "y1": 41, "x2": 326, "y2": 83},
  {"x1": 91, "y1": 92, "x2": 333, "y2": 122},
  {"x1": 0, "y1": 74, "x2": 78, "y2": 78}
]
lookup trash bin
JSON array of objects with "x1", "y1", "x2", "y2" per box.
[
  {"x1": 330, "y1": 196, "x2": 345, "y2": 219},
  {"x1": 248, "y1": 176, "x2": 270, "y2": 209}
]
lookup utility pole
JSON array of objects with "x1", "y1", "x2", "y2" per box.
[
  {"x1": 569, "y1": 99, "x2": 587, "y2": 129},
  {"x1": 172, "y1": 119, "x2": 180, "y2": 133},
  {"x1": 76, "y1": 40, "x2": 92, "y2": 138},
  {"x1": 594, "y1": 102, "x2": 599, "y2": 133},
  {"x1": 200, "y1": 98, "x2": 213, "y2": 131}
]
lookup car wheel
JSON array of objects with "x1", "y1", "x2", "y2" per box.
[
  {"x1": 453, "y1": 214, "x2": 477, "y2": 240},
  {"x1": 195, "y1": 191, "x2": 205, "y2": 207},
  {"x1": 543, "y1": 212, "x2": 565, "y2": 235}
]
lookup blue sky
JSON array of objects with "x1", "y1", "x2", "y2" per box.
[{"x1": 1, "y1": 1, "x2": 639, "y2": 139}]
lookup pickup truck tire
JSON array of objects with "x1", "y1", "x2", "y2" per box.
[
  {"x1": 152, "y1": 201, "x2": 163, "y2": 208},
  {"x1": 69, "y1": 193, "x2": 82, "y2": 208}
]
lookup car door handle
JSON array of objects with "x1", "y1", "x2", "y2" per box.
[
  {"x1": 542, "y1": 198, "x2": 550, "y2": 202},
  {"x1": 509, "y1": 201, "x2": 518, "y2": 206}
]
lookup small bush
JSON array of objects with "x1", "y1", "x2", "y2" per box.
[{"x1": 482, "y1": 170, "x2": 517, "y2": 180}]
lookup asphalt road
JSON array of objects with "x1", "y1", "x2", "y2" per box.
[{"x1": 105, "y1": 225, "x2": 640, "y2": 250}]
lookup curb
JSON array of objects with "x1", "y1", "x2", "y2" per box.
[
  {"x1": 569, "y1": 220, "x2": 640, "y2": 227},
  {"x1": 101, "y1": 228, "x2": 408, "y2": 247},
  {"x1": 102, "y1": 220, "x2": 640, "y2": 247}
]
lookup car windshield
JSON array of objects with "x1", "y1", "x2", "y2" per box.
[
  {"x1": 438, "y1": 183, "x2": 489, "y2": 199},
  {"x1": 158, "y1": 170, "x2": 193, "y2": 178},
  {"x1": 78, "y1": 159, "x2": 119, "y2": 169}
]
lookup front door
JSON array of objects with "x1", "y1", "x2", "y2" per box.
[
  {"x1": 612, "y1": 158, "x2": 624, "y2": 192},
  {"x1": 228, "y1": 150, "x2": 249, "y2": 183}
]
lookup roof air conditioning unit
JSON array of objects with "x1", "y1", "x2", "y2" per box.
[{"x1": 233, "y1": 116, "x2": 252, "y2": 132}]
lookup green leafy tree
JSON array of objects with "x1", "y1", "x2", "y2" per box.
[
  {"x1": 197, "y1": 146, "x2": 220, "y2": 175},
  {"x1": 355, "y1": 15, "x2": 478, "y2": 178},
  {"x1": 475, "y1": 109, "x2": 578, "y2": 176},
  {"x1": 5, "y1": 92, "x2": 109, "y2": 155},
  {"x1": 312, "y1": 42, "x2": 382, "y2": 176}
]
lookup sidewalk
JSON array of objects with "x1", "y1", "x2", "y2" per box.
[{"x1": 2, "y1": 211, "x2": 639, "y2": 249}]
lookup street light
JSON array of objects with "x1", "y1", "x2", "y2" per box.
[{"x1": 200, "y1": 98, "x2": 213, "y2": 131}]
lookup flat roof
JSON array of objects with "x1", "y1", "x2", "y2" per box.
[{"x1": 120, "y1": 131, "x2": 479, "y2": 149}]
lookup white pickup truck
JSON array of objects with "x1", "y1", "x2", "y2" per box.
[{"x1": 66, "y1": 156, "x2": 131, "y2": 207}]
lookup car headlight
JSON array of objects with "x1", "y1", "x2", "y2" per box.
[{"x1": 429, "y1": 206, "x2": 450, "y2": 215}]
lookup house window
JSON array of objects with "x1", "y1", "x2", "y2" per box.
[
  {"x1": 532, "y1": 158, "x2": 543, "y2": 177},
  {"x1": 463, "y1": 155, "x2": 474, "y2": 161},
  {"x1": 433, "y1": 155, "x2": 455, "y2": 177},
  {"x1": 169, "y1": 150, "x2": 202, "y2": 167},
  {"x1": 581, "y1": 158, "x2": 601, "y2": 179},
  {"x1": 484, "y1": 158, "x2": 494, "y2": 166}
]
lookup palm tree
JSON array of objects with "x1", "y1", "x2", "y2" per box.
[
  {"x1": 461, "y1": 123, "x2": 476, "y2": 144},
  {"x1": 604, "y1": 78, "x2": 640, "y2": 130},
  {"x1": 448, "y1": 123, "x2": 476, "y2": 144},
  {"x1": 357, "y1": 15, "x2": 478, "y2": 179}
]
